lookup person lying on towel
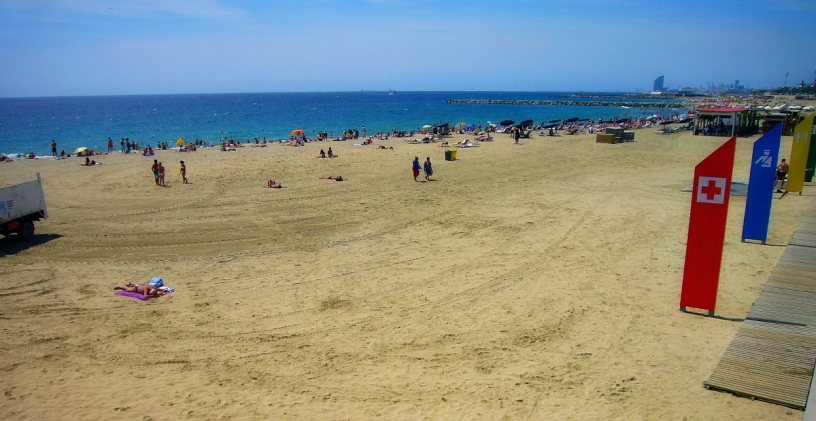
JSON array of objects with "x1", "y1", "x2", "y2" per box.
[{"x1": 114, "y1": 282, "x2": 165, "y2": 299}]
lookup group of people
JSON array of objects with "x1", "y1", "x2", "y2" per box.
[
  {"x1": 318, "y1": 148, "x2": 335, "y2": 158},
  {"x1": 81, "y1": 157, "x2": 100, "y2": 166},
  {"x1": 150, "y1": 159, "x2": 187, "y2": 186},
  {"x1": 412, "y1": 156, "x2": 433, "y2": 181}
]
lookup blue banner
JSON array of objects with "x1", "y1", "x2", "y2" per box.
[{"x1": 742, "y1": 123, "x2": 782, "y2": 243}]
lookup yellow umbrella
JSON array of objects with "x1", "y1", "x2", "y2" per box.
[
  {"x1": 74, "y1": 147, "x2": 88, "y2": 154},
  {"x1": 176, "y1": 137, "x2": 186, "y2": 146}
]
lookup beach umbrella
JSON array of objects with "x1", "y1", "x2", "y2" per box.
[
  {"x1": 660, "y1": 120, "x2": 675, "y2": 125},
  {"x1": 422, "y1": 124, "x2": 432, "y2": 129},
  {"x1": 543, "y1": 123, "x2": 559, "y2": 129},
  {"x1": 74, "y1": 147, "x2": 88, "y2": 154},
  {"x1": 291, "y1": 129, "x2": 304, "y2": 136},
  {"x1": 549, "y1": 119, "x2": 561, "y2": 123},
  {"x1": 176, "y1": 137, "x2": 185, "y2": 147},
  {"x1": 465, "y1": 124, "x2": 476, "y2": 131},
  {"x1": 454, "y1": 121, "x2": 467, "y2": 131},
  {"x1": 500, "y1": 120, "x2": 514, "y2": 126},
  {"x1": 678, "y1": 117, "x2": 694, "y2": 124},
  {"x1": 519, "y1": 119, "x2": 534, "y2": 127},
  {"x1": 488, "y1": 123, "x2": 497, "y2": 128},
  {"x1": 566, "y1": 117, "x2": 580, "y2": 123}
]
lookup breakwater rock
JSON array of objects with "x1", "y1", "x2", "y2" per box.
[{"x1": 446, "y1": 99, "x2": 689, "y2": 108}]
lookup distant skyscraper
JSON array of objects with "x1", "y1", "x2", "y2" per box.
[{"x1": 654, "y1": 76, "x2": 665, "y2": 92}]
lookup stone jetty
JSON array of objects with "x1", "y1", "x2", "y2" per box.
[{"x1": 446, "y1": 99, "x2": 690, "y2": 108}]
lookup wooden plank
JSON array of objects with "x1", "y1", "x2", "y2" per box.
[{"x1": 706, "y1": 199, "x2": 816, "y2": 410}]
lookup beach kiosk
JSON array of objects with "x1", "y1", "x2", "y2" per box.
[
  {"x1": 762, "y1": 113, "x2": 787, "y2": 134},
  {"x1": 694, "y1": 107, "x2": 759, "y2": 137}
]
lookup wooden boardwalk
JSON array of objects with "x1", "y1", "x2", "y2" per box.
[{"x1": 704, "y1": 199, "x2": 816, "y2": 409}]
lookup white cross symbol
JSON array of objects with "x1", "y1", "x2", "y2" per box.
[{"x1": 697, "y1": 177, "x2": 727, "y2": 204}]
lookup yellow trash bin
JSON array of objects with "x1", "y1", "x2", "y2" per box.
[{"x1": 450, "y1": 148, "x2": 458, "y2": 160}]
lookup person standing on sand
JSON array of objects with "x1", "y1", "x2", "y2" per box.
[
  {"x1": 51, "y1": 140, "x2": 57, "y2": 157},
  {"x1": 423, "y1": 157, "x2": 433, "y2": 181},
  {"x1": 107, "y1": 137, "x2": 114, "y2": 153},
  {"x1": 180, "y1": 160, "x2": 188, "y2": 184},
  {"x1": 412, "y1": 156, "x2": 422, "y2": 182},
  {"x1": 776, "y1": 158, "x2": 789, "y2": 193},
  {"x1": 151, "y1": 159, "x2": 160, "y2": 185},
  {"x1": 158, "y1": 162, "x2": 166, "y2": 187}
]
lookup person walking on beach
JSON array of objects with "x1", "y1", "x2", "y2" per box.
[
  {"x1": 51, "y1": 140, "x2": 57, "y2": 157},
  {"x1": 151, "y1": 159, "x2": 160, "y2": 185},
  {"x1": 412, "y1": 156, "x2": 422, "y2": 182},
  {"x1": 777, "y1": 158, "x2": 789, "y2": 193},
  {"x1": 423, "y1": 157, "x2": 433, "y2": 181},
  {"x1": 158, "y1": 162, "x2": 166, "y2": 187},
  {"x1": 107, "y1": 137, "x2": 114, "y2": 153},
  {"x1": 180, "y1": 160, "x2": 188, "y2": 184}
]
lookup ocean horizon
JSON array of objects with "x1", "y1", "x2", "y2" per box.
[{"x1": 0, "y1": 91, "x2": 688, "y2": 157}]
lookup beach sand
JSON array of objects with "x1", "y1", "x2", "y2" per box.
[{"x1": 0, "y1": 127, "x2": 811, "y2": 420}]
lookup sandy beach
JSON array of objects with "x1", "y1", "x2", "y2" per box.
[{"x1": 0, "y1": 127, "x2": 812, "y2": 420}]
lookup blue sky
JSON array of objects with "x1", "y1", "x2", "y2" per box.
[{"x1": 1, "y1": 0, "x2": 815, "y2": 97}]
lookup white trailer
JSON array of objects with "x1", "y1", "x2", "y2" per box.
[{"x1": 0, "y1": 173, "x2": 48, "y2": 241}]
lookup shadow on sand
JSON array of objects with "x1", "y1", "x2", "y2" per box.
[{"x1": 0, "y1": 233, "x2": 63, "y2": 258}]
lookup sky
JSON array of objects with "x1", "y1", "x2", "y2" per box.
[{"x1": 1, "y1": 0, "x2": 815, "y2": 97}]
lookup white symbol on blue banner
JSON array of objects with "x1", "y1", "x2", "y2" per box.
[
  {"x1": 754, "y1": 150, "x2": 773, "y2": 167},
  {"x1": 697, "y1": 177, "x2": 727, "y2": 204}
]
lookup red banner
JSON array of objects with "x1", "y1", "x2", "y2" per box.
[{"x1": 680, "y1": 136, "x2": 736, "y2": 312}]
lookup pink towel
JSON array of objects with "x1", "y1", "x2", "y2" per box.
[{"x1": 116, "y1": 291, "x2": 155, "y2": 301}]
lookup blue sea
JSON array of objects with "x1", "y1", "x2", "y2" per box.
[{"x1": 0, "y1": 91, "x2": 687, "y2": 157}]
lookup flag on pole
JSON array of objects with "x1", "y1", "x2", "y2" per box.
[
  {"x1": 786, "y1": 115, "x2": 814, "y2": 194},
  {"x1": 681, "y1": 136, "x2": 737, "y2": 313},
  {"x1": 742, "y1": 124, "x2": 782, "y2": 243}
]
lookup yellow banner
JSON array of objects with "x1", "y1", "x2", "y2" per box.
[{"x1": 787, "y1": 114, "x2": 814, "y2": 193}]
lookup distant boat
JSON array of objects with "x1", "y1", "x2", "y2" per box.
[{"x1": 389, "y1": 89, "x2": 397, "y2": 95}]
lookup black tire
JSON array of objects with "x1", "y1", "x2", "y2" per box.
[{"x1": 17, "y1": 219, "x2": 35, "y2": 242}]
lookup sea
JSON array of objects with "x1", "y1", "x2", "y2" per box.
[{"x1": 0, "y1": 91, "x2": 688, "y2": 157}]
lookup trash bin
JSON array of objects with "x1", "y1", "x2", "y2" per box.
[
  {"x1": 806, "y1": 168, "x2": 815, "y2": 182},
  {"x1": 450, "y1": 148, "x2": 458, "y2": 160},
  {"x1": 444, "y1": 150, "x2": 452, "y2": 161}
]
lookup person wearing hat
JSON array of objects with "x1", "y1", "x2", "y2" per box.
[{"x1": 180, "y1": 160, "x2": 188, "y2": 184}]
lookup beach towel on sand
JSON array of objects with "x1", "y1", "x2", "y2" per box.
[{"x1": 116, "y1": 291, "x2": 156, "y2": 301}]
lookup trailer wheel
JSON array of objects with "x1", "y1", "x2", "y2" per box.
[{"x1": 18, "y1": 219, "x2": 35, "y2": 241}]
